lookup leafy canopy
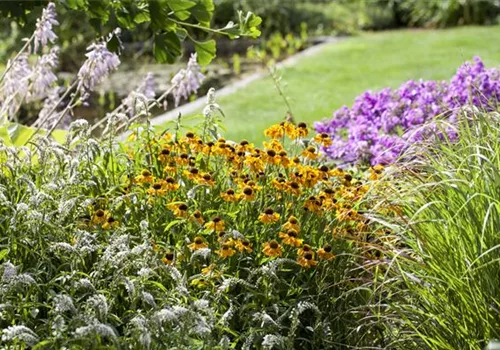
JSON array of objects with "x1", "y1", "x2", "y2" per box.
[{"x1": 0, "y1": 0, "x2": 262, "y2": 65}]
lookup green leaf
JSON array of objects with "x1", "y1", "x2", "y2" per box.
[
  {"x1": 148, "y1": 0, "x2": 176, "y2": 31},
  {"x1": 87, "y1": 0, "x2": 110, "y2": 23},
  {"x1": 0, "y1": 249, "x2": 8, "y2": 262},
  {"x1": 191, "y1": 0, "x2": 214, "y2": 26},
  {"x1": 0, "y1": 126, "x2": 13, "y2": 146},
  {"x1": 167, "y1": 0, "x2": 196, "y2": 21},
  {"x1": 193, "y1": 39, "x2": 216, "y2": 65},
  {"x1": 153, "y1": 32, "x2": 182, "y2": 64},
  {"x1": 8, "y1": 123, "x2": 35, "y2": 147},
  {"x1": 134, "y1": 9, "x2": 150, "y2": 24}
]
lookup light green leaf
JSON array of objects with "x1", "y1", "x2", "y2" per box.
[{"x1": 193, "y1": 39, "x2": 216, "y2": 65}]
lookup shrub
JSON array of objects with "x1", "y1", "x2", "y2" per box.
[{"x1": 314, "y1": 57, "x2": 500, "y2": 166}]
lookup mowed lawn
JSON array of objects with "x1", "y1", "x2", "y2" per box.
[{"x1": 202, "y1": 26, "x2": 500, "y2": 144}]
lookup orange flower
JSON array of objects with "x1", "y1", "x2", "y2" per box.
[
  {"x1": 297, "y1": 251, "x2": 318, "y2": 268},
  {"x1": 313, "y1": 132, "x2": 332, "y2": 147},
  {"x1": 196, "y1": 173, "x2": 215, "y2": 186},
  {"x1": 264, "y1": 124, "x2": 285, "y2": 139},
  {"x1": 102, "y1": 216, "x2": 119, "y2": 230},
  {"x1": 282, "y1": 216, "x2": 300, "y2": 232},
  {"x1": 158, "y1": 148, "x2": 172, "y2": 164},
  {"x1": 317, "y1": 245, "x2": 335, "y2": 260},
  {"x1": 262, "y1": 240, "x2": 282, "y2": 257},
  {"x1": 278, "y1": 229, "x2": 303, "y2": 247},
  {"x1": 147, "y1": 180, "x2": 167, "y2": 197},
  {"x1": 205, "y1": 216, "x2": 225, "y2": 232},
  {"x1": 297, "y1": 244, "x2": 313, "y2": 257},
  {"x1": 91, "y1": 209, "x2": 109, "y2": 225},
  {"x1": 301, "y1": 146, "x2": 318, "y2": 160},
  {"x1": 188, "y1": 236, "x2": 208, "y2": 251},
  {"x1": 286, "y1": 181, "x2": 301, "y2": 196},
  {"x1": 296, "y1": 122, "x2": 309, "y2": 138},
  {"x1": 239, "y1": 186, "x2": 256, "y2": 201},
  {"x1": 191, "y1": 210, "x2": 204, "y2": 225},
  {"x1": 221, "y1": 189, "x2": 239, "y2": 202},
  {"x1": 369, "y1": 164, "x2": 384, "y2": 181},
  {"x1": 162, "y1": 252, "x2": 175, "y2": 265},
  {"x1": 258, "y1": 208, "x2": 280, "y2": 224},
  {"x1": 164, "y1": 176, "x2": 180, "y2": 191}
]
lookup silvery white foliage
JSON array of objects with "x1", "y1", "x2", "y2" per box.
[
  {"x1": 30, "y1": 191, "x2": 53, "y2": 207},
  {"x1": 50, "y1": 242, "x2": 76, "y2": 253},
  {"x1": 33, "y1": 2, "x2": 58, "y2": 53},
  {"x1": 129, "y1": 315, "x2": 151, "y2": 349},
  {"x1": 123, "y1": 277, "x2": 136, "y2": 297},
  {"x1": 193, "y1": 299, "x2": 210, "y2": 311},
  {"x1": 51, "y1": 314, "x2": 67, "y2": 338},
  {"x1": 141, "y1": 291, "x2": 156, "y2": 308},
  {"x1": 0, "y1": 192, "x2": 8, "y2": 204},
  {"x1": 15, "y1": 203, "x2": 29, "y2": 214},
  {"x1": 131, "y1": 241, "x2": 149, "y2": 255},
  {"x1": 73, "y1": 230, "x2": 98, "y2": 254},
  {"x1": 1, "y1": 261, "x2": 17, "y2": 282},
  {"x1": 53, "y1": 294, "x2": 76, "y2": 314},
  {"x1": 192, "y1": 316, "x2": 212, "y2": 337},
  {"x1": 75, "y1": 278, "x2": 96, "y2": 292},
  {"x1": 102, "y1": 112, "x2": 128, "y2": 136},
  {"x1": 28, "y1": 47, "x2": 59, "y2": 101},
  {"x1": 74, "y1": 322, "x2": 117, "y2": 340},
  {"x1": 58, "y1": 197, "x2": 79, "y2": 219},
  {"x1": 78, "y1": 42, "x2": 120, "y2": 93},
  {"x1": 218, "y1": 335, "x2": 230, "y2": 349},
  {"x1": 137, "y1": 268, "x2": 153, "y2": 277},
  {"x1": 18, "y1": 176, "x2": 37, "y2": 194},
  {"x1": 123, "y1": 73, "x2": 156, "y2": 115},
  {"x1": 87, "y1": 294, "x2": 108, "y2": 321},
  {"x1": 1, "y1": 325, "x2": 39, "y2": 346},
  {"x1": 189, "y1": 247, "x2": 211, "y2": 262},
  {"x1": 139, "y1": 220, "x2": 149, "y2": 231},
  {"x1": 296, "y1": 301, "x2": 320, "y2": 315},
  {"x1": 203, "y1": 87, "x2": 222, "y2": 119},
  {"x1": 262, "y1": 334, "x2": 288, "y2": 350},
  {"x1": 219, "y1": 303, "x2": 234, "y2": 327},
  {"x1": 253, "y1": 312, "x2": 278, "y2": 328},
  {"x1": 171, "y1": 53, "x2": 205, "y2": 107},
  {"x1": 217, "y1": 277, "x2": 255, "y2": 295}
]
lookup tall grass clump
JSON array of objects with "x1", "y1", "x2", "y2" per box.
[{"x1": 371, "y1": 110, "x2": 500, "y2": 349}]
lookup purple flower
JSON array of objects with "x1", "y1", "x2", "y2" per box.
[
  {"x1": 315, "y1": 57, "x2": 500, "y2": 165},
  {"x1": 33, "y1": 2, "x2": 58, "y2": 53},
  {"x1": 171, "y1": 53, "x2": 205, "y2": 107},
  {"x1": 78, "y1": 42, "x2": 120, "y2": 94},
  {"x1": 0, "y1": 54, "x2": 32, "y2": 119},
  {"x1": 28, "y1": 47, "x2": 59, "y2": 102}
]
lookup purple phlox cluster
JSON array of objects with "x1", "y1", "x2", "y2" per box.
[
  {"x1": 123, "y1": 72, "x2": 156, "y2": 115},
  {"x1": 171, "y1": 53, "x2": 205, "y2": 107},
  {"x1": 33, "y1": 2, "x2": 58, "y2": 53},
  {"x1": 78, "y1": 42, "x2": 120, "y2": 95},
  {"x1": 315, "y1": 57, "x2": 500, "y2": 165},
  {"x1": 28, "y1": 47, "x2": 60, "y2": 102}
]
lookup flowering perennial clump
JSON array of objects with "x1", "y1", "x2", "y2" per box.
[{"x1": 315, "y1": 57, "x2": 500, "y2": 165}]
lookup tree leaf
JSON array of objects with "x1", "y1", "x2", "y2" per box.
[
  {"x1": 193, "y1": 39, "x2": 216, "y2": 65},
  {"x1": 191, "y1": 0, "x2": 214, "y2": 26},
  {"x1": 167, "y1": 0, "x2": 196, "y2": 21},
  {"x1": 153, "y1": 32, "x2": 182, "y2": 64}
]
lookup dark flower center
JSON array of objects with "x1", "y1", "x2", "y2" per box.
[
  {"x1": 324, "y1": 245, "x2": 332, "y2": 253},
  {"x1": 304, "y1": 252, "x2": 313, "y2": 260},
  {"x1": 178, "y1": 204, "x2": 188, "y2": 211},
  {"x1": 264, "y1": 208, "x2": 274, "y2": 215},
  {"x1": 166, "y1": 253, "x2": 174, "y2": 260},
  {"x1": 243, "y1": 187, "x2": 253, "y2": 195},
  {"x1": 142, "y1": 170, "x2": 151, "y2": 177},
  {"x1": 194, "y1": 237, "x2": 203, "y2": 244},
  {"x1": 95, "y1": 210, "x2": 105, "y2": 217},
  {"x1": 270, "y1": 241, "x2": 279, "y2": 249},
  {"x1": 212, "y1": 217, "x2": 222, "y2": 223}
]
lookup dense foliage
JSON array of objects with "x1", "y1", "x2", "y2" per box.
[{"x1": 315, "y1": 57, "x2": 500, "y2": 165}]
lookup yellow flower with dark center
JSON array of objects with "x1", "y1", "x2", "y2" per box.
[
  {"x1": 191, "y1": 210, "x2": 204, "y2": 225},
  {"x1": 314, "y1": 132, "x2": 332, "y2": 146},
  {"x1": 162, "y1": 252, "x2": 175, "y2": 265},
  {"x1": 216, "y1": 243, "x2": 236, "y2": 258},
  {"x1": 167, "y1": 202, "x2": 189, "y2": 218},
  {"x1": 297, "y1": 244, "x2": 313, "y2": 257},
  {"x1": 262, "y1": 240, "x2": 282, "y2": 257},
  {"x1": 205, "y1": 216, "x2": 225, "y2": 232},
  {"x1": 196, "y1": 173, "x2": 215, "y2": 186},
  {"x1": 271, "y1": 178, "x2": 287, "y2": 191},
  {"x1": 278, "y1": 229, "x2": 303, "y2": 247},
  {"x1": 286, "y1": 181, "x2": 301, "y2": 196},
  {"x1": 234, "y1": 239, "x2": 253, "y2": 253},
  {"x1": 239, "y1": 186, "x2": 255, "y2": 201},
  {"x1": 164, "y1": 176, "x2": 180, "y2": 191},
  {"x1": 236, "y1": 139, "x2": 254, "y2": 153},
  {"x1": 263, "y1": 149, "x2": 280, "y2": 165},
  {"x1": 302, "y1": 146, "x2": 318, "y2": 160},
  {"x1": 202, "y1": 141, "x2": 215, "y2": 155},
  {"x1": 221, "y1": 188, "x2": 239, "y2": 202},
  {"x1": 92, "y1": 209, "x2": 109, "y2": 225},
  {"x1": 296, "y1": 122, "x2": 309, "y2": 138},
  {"x1": 135, "y1": 169, "x2": 154, "y2": 184},
  {"x1": 258, "y1": 208, "x2": 280, "y2": 224},
  {"x1": 282, "y1": 216, "x2": 300, "y2": 232},
  {"x1": 188, "y1": 236, "x2": 208, "y2": 250},
  {"x1": 147, "y1": 180, "x2": 167, "y2": 197},
  {"x1": 158, "y1": 148, "x2": 172, "y2": 163},
  {"x1": 337, "y1": 207, "x2": 358, "y2": 222},
  {"x1": 175, "y1": 153, "x2": 190, "y2": 167},
  {"x1": 244, "y1": 154, "x2": 264, "y2": 173},
  {"x1": 264, "y1": 124, "x2": 285, "y2": 139},
  {"x1": 304, "y1": 196, "x2": 322, "y2": 213},
  {"x1": 278, "y1": 150, "x2": 290, "y2": 167},
  {"x1": 217, "y1": 231, "x2": 227, "y2": 243},
  {"x1": 317, "y1": 245, "x2": 335, "y2": 260},
  {"x1": 297, "y1": 251, "x2": 318, "y2": 268},
  {"x1": 102, "y1": 216, "x2": 119, "y2": 230},
  {"x1": 163, "y1": 161, "x2": 177, "y2": 174},
  {"x1": 369, "y1": 164, "x2": 384, "y2": 181},
  {"x1": 263, "y1": 139, "x2": 284, "y2": 152},
  {"x1": 184, "y1": 167, "x2": 200, "y2": 180}
]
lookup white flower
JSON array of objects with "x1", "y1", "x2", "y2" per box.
[{"x1": 2, "y1": 325, "x2": 39, "y2": 346}]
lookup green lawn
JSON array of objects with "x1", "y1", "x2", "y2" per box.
[{"x1": 205, "y1": 26, "x2": 500, "y2": 144}]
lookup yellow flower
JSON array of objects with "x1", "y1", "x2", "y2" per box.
[
  {"x1": 191, "y1": 210, "x2": 204, "y2": 225},
  {"x1": 282, "y1": 216, "x2": 300, "y2": 232},
  {"x1": 278, "y1": 229, "x2": 303, "y2": 247},
  {"x1": 297, "y1": 244, "x2": 313, "y2": 257},
  {"x1": 313, "y1": 132, "x2": 332, "y2": 147},
  {"x1": 296, "y1": 122, "x2": 309, "y2": 138},
  {"x1": 205, "y1": 216, "x2": 225, "y2": 232},
  {"x1": 236, "y1": 139, "x2": 254, "y2": 153},
  {"x1": 239, "y1": 186, "x2": 256, "y2": 201},
  {"x1": 146, "y1": 180, "x2": 167, "y2": 197},
  {"x1": 304, "y1": 196, "x2": 322, "y2": 213},
  {"x1": 263, "y1": 149, "x2": 280, "y2": 165},
  {"x1": 258, "y1": 208, "x2": 280, "y2": 224},
  {"x1": 264, "y1": 124, "x2": 285, "y2": 139},
  {"x1": 196, "y1": 173, "x2": 215, "y2": 186},
  {"x1": 158, "y1": 148, "x2": 172, "y2": 164},
  {"x1": 167, "y1": 202, "x2": 189, "y2": 218},
  {"x1": 221, "y1": 189, "x2": 239, "y2": 202},
  {"x1": 272, "y1": 178, "x2": 287, "y2": 191},
  {"x1": 263, "y1": 139, "x2": 284, "y2": 152},
  {"x1": 297, "y1": 251, "x2": 318, "y2": 268},
  {"x1": 102, "y1": 216, "x2": 119, "y2": 230},
  {"x1": 91, "y1": 209, "x2": 109, "y2": 225},
  {"x1": 188, "y1": 236, "x2": 208, "y2": 250},
  {"x1": 164, "y1": 176, "x2": 180, "y2": 191},
  {"x1": 369, "y1": 164, "x2": 384, "y2": 181},
  {"x1": 135, "y1": 169, "x2": 154, "y2": 184},
  {"x1": 184, "y1": 167, "x2": 200, "y2": 180},
  {"x1": 162, "y1": 252, "x2": 175, "y2": 265},
  {"x1": 317, "y1": 245, "x2": 335, "y2": 261},
  {"x1": 337, "y1": 207, "x2": 358, "y2": 222},
  {"x1": 234, "y1": 239, "x2": 253, "y2": 253},
  {"x1": 262, "y1": 240, "x2": 282, "y2": 257},
  {"x1": 301, "y1": 146, "x2": 318, "y2": 160},
  {"x1": 286, "y1": 181, "x2": 301, "y2": 196},
  {"x1": 163, "y1": 161, "x2": 177, "y2": 174},
  {"x1": 216, "y1": 243, "x2": 236, "y2": 258}
]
